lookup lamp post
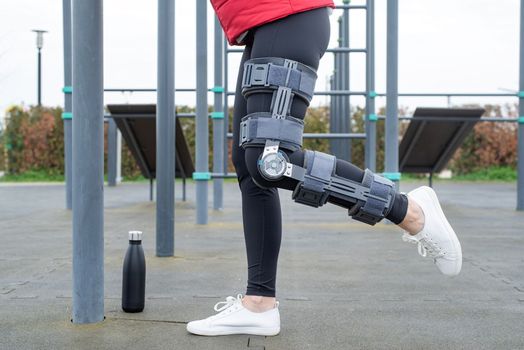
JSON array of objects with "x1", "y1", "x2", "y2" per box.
[{"x1": 32, "y1": 29, "x2": 47, "y2": 106}]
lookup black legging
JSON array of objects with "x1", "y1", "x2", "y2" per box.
[{"x1": 232, "y1": 7, "x2": 408, "y2": 297}]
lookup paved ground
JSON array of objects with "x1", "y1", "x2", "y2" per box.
[{"x1": 1, "y1": 180, "x2": 523, "y2": 350}]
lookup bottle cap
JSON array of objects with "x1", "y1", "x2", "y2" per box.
[{"x1": 128, "y1": 230, "x2": 143, "y2": 241}]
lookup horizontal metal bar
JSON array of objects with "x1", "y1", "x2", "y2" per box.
[
  {"x1": 104, "y1": 88, "x2": 198, "y2": 93},
  {"x1": 210, "y1": 173, "x2": 237, "y2": 179},
  {"x1": 304, "y1": 133, "x2": 366, "y2": 139},
  {"x1": 104, "y1": 113, "x2": 196, "y2": 118},
  {"x1": 227, "y1": 48, "x2": 366, "y2": 54},
  {"x1": 328, "y1": 48, "x2": 367, "y2": 53},
  {"x1": 226, "y1": 132, "x2": 366, "y2": 139},
  {"x1": 226, "y1": 90, "x2": 366, "y2": 97},
  {"x1": 335, "y1": 5, "x2": 367, "y2": 10},
  {"x1": 312, "y1": 90, "x2": 367, "y2": 96},
  {"x1": 377, "y1": 115, "x2": 519, "y2": 123},
  {"x1": 375, "y1": 92, "x2": 518, "y2": 97}
]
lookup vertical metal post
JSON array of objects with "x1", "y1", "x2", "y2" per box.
[
  {"x1": 332, "y1": 18, "x2": 341, "y2": 158},
  {"x1": 213, "y1": 15, "x2": 224, "y2": 210},
  {"x1": 329, "y1": 75, "x2": 336, "y2": 153},
  {"x1": 518, "y1": 0, "x2": 524, "y2": 210},
  {"x1": 223, "y1": 37, "x2": 229, "y2": 176},
  {"x1": 107, "y1": 118, "x2": 117, "y2": 186},
  {"x1": 342, "y1": 3, "x2": 351, "y2": 162},
  {"x1": 195, "y1": 0, "x2": 209, "y2": 224},
  {"x1": 116, "y1": 130, "x2": 122, "y2": 183},
  {"x1": 62, "y1": 0, "x2": 73, "y2": 210},
  {"x1": 365, "y1": 0, "x2": 376, "y2": 171},
  {"x1": 385, "y1": 0, "x2": 399, "y2": 184},
  {"x1": 37, "y1": 49, "x2": 42, "y2": 106},
  {"x1": 72, "y1": 0, "x2": 104, "y2": 324},
  {"x1": 335, "y1": 16, "x2": 347, "y2": 160},
  {"x1": 156, "y1": 0, "x2": 175, "y2": 256}
]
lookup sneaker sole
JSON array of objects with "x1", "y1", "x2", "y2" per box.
[
  {"x1": 187, "y1": 324, "x2": 280, "y2": 336},
  {"x1": 410, "y1": 186, "x2": 462, "y2": 276}
]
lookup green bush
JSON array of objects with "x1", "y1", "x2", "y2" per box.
[{"x1": 1, "y1": 102, "x2": 519, "y2": 181}]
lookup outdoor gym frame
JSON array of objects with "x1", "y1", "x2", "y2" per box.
[{"x1": 61, "y1": 0, "x2": 524, "y2": 323}]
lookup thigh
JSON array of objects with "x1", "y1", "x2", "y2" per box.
[
  {"x1": 251, "y1": 7, "x2": 331, "y2": 70},
  {"x1": 248, "y1": 7, "x2": 331, "y2": 118}
]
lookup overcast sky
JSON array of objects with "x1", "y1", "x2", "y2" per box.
[{"x1": 0, "y1": 0, "x2": 521, "y2": 122}]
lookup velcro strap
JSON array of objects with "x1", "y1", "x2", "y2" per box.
[
  {"x1": 303, "y1": 151, "x2": 336, "y2": 193},
  {"x1": 290, "y1": 151, "x2": 336, "y2": 207},
  {"x1": 350, "y1": 170, "x2": 394, "y2": 225},
  {"x1": 242, "y1": 57, "x2": 317, "y2": 102},
  {"x1": 239, "y1": 112, "x2": 304, "y2": 148}
]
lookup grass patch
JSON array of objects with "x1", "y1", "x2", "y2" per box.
[
  {"x1": 399, "y1": 166, "x2": 517, "y2": 182},
  {"x1": 0, "y1": 169, "x2": 64, "y2": 182},
  {"x1": 452, "y1": 166, "x2": 517, "y2": 182}
]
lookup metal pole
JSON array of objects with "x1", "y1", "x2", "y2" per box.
[
  {"x1": 156, "y1": 0, "x2": 175, "y2": 256},
  {"x1": 336, "y1": 16, "x2": 344, "y2": 159},
  {"x1": 195, "y1": 0, "x2": 209, "y2": 224},
  {"x1": 37, "y1": 49, "x2": 42, "y2": 106},
  {"x1": 116, "y1": 130, "x2": 122, "y2": 183},
  {"x1": 365, "y1": 0, "x2": 376, "y2": 172},
  {"x1": 385, "y1": 0, "x2": 399, "y2": 183},
  {"x1": 342, "y1": 3, "x2": 351, "y2": 162},
  {"x1": 62, "y1": 0, "x2": 73, "y2": 210},
  {"x1": 72, "y1": 0, "x2": 104, "y2": 324},
  {"x1": 329, "y1": 74, "x2": 336, "y2": 153},
  {"x1": 223, "y1": 37, "x2": 229, "y2": 176},
  {"x1": 518, "y1": 0, "x2": 524, "y2": 210},
  {"x1": 107, "y1": 118, "x2": 117, "y2": 186},
  {"x1": 213, "y1": 15, "x2": 224, "y2": 210}
]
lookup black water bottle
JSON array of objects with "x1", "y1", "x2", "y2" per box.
[{"x1": 122, "y1": 230, "x2": 146, "y2": 313}]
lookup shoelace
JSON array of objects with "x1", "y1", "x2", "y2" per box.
[
  {"x1": 402, "y1": 233, "x2": 444, "y2": 258},
  {"x1": 213, "y1": 294, "x2": 243, "y2": 313}
]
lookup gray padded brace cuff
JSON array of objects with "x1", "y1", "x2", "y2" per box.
[
  {"x1": 242, "y1": 57, "x2": 317, "y2": 103},
  {"x1": 239, "y1": 112, "x2": 304, "y2": 150},
  {"x1": 292, "y1": 150, "x2": 336, "y2": 207},
  {"x1": 348, "y1": 169, "x2": 394, "y2": 225}
]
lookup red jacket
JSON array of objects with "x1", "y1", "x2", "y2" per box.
[{"x1": 211, "y1": 0, "x2": 335, "y2": 45}]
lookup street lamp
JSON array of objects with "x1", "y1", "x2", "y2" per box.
[{"x1": 32, "y1": 29, "x2": 48, "y2": 106}]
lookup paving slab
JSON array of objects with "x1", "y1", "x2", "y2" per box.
[{"x1": 1, "y1": 180, "x2": 523, "y2": 349}]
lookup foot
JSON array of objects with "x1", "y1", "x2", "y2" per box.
[
  {"x1": 186, "y1": 294, "x2": 281, "y2": 336},
  {"x1": 401, "y1": 186, "x2": 462, "y2": 276}
]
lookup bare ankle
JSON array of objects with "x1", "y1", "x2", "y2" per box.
[
  {"x1": 242, "y1": 295, "x2": 276, "y2": 312},
  {"x1": 398, "y1": 197, "x2": 425, "y2": 235}
]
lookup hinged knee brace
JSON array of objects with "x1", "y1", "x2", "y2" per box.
[
  {"x1": 238, "y1": 57, "x2": 395, "y2": 225},
  {"x1": 239, "y1": 57, "x2": 317, "y2": 181}
]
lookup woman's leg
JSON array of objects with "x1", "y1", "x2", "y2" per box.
[
  {"x1": 242, "y1": 8, "x2": 461, "y2": 279},
  {"x1": 244, "y1": 8, "x2": 409, "y2": 224},
  {"x1": 232, "y1": 43, "x2": 281, "y2": 311}
]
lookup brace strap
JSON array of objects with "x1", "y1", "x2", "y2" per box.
[
  {"x1": 347, "y1": 169, "x2": 394, "y2": 225},
  {"x1": 289, "y1": 150, "x2": 336, "y2": 207},
  {"x1": 239, "y1": 112, "x2": 304, "y2": 150},
  {"x1": 285, "y1": 152, "x2": 394, "y2": 225},
  {"x1": 242, "y1": 57, "x2": 317, "y2": 103}
]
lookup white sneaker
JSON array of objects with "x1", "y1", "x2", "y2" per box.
[
  {"x1": 401, "y1": 186, "x2": 462, "y2": 276},
  {"x1": 186, "y1": 294, "x2": 281, "y2": 336}
]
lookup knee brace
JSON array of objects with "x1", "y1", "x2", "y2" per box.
[
  {"x1": 239, "y1": 57, "x2": 316, "y2": 178},
  {"x1": 238, "y1": 57, "x2": 395, "y2": 225}
]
